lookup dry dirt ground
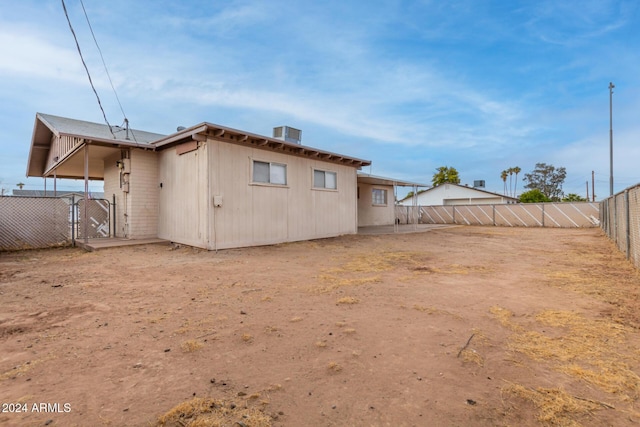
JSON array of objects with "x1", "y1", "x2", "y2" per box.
[{"x1": 1, "y1": 226, "x2": 640, "y2": 427}]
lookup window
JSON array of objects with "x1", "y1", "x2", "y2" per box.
[
  {"x1": 313, "y1": 169, "x2": 337, "y2": 189},
  {"x1": 372, "y1": 188, "x2": 387, "y2": 205},
  {"x1": 253, "y1": 161, "x2": 287, "y2": 185}
]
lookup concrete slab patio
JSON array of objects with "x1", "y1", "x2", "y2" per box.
[{"x1": 75, "y1": 237, "x2": 170, "y2": 251}]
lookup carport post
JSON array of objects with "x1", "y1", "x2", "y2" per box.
[
  {"x1": 112, "y1": 194, "x2": 117, "y2": 238},
  {"x1": 71, "y1": 195, "x2": 75, "y2": 247},
  {"x1": 83, "y1": 143, "x2": 89, "y2": 245}
]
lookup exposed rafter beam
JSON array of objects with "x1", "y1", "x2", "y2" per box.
[{"x1": 192, "y1": 133, "x2": 207, "y2": 142}]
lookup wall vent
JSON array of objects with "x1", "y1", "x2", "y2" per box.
[
  {"x1": 473, "y1": 180, "x2": 486, "y2": 189},
  {"x1": 273, "y1": 126, "x2": 302, "y2": 144}
]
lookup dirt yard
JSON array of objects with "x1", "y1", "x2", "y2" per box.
[{"x1": 1, "y1": 226, "x2": 639, "y2": 427}]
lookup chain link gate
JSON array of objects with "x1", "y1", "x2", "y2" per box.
[{"x1": 74, "y1": 198, "x2": 111, "y2": 241}]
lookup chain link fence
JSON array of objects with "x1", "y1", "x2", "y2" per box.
[
  {"x1": 396, "y1": 202, "x2": 599, "y2": 228},
  {"x1": 0, "y1": 196, "x2": 112, "y2": 251},
  {"x1": 0, "y1": 196, "x2": 72, "y2": 250},
  {"x1": 600, "y1": 184, "x2": 640, "y2": 268}
]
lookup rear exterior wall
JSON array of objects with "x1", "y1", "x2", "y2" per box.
[
  {"x1": 357, "y1": 182, "x2": 395, "y2": 226},
  {"x1": 104, "y1": 149, "x2": 159, "y2": 239},
  {"x1": 157, "y1": 139, "x2": 359, "y2": 249}
]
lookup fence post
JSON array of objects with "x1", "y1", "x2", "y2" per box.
[
  {"x1": 492, "y1": 204, "x2": 496, "y2": 226},
  {"x1": 626, "y1": 190, "x2": 630, "y2": 260},
  {"x1": 613, "y1": 195, "x2": 618, "y2": 245},
  {"x1": 541, "y1": 203, "x2": 545, "y2": 227},
  {"x1": 452, "y1": 206, "x2": 456, "y2": 224},
  {"x1": 71, "y1": 195, "x2": 75, "y2": 247}
]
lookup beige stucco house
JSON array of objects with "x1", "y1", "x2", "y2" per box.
[{"x1": 27, "y1": 113, "x2": 412, "y2": 250}]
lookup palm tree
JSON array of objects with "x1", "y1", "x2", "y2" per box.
[
  {"x1": 16, "y1": 182, "x2": 25, "y2": 190},
  {"x1": 508, "y1": 167, "x2": 514, "y2": 197},
  {"x1": 512, "y1": 166, "x2": 521, "y2": 197},
  {"x1": 500, "y1": 170, "x2": 508, "y2": 195},
  {"x1": 432, "y1": 166, "x2": 460, "y2": 186}
]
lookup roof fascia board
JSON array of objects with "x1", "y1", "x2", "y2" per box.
[{"x1": 153, "y1": 124, "x2": 209, "y2": 148}]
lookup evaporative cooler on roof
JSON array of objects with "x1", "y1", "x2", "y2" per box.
[{"x1": 273, "y1": 126, "x2": 302, "y2": 144}]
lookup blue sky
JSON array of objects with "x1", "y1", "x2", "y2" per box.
[{"x1": 1, "y1": 0, "x2": 639, "y2": 199}]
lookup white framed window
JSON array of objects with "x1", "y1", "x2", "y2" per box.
[
  {"x1": 253, "y1": 161, "x2": 287, "y2": 185},
  {"x1": 313, "y1": 169, "x2": 337, "y2": 189},
  {"x1": 372, "y1": 188, "x2": 387, "y2": 205}
]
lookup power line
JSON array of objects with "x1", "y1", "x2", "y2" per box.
[
  {"x1": 79, "y1": 0, "x2": 128, "y2": 122},
  {"x1": 61, "y1": 0, "x2": 115, "y2": 139}
]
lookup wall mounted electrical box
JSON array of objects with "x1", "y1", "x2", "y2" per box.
[
  {"x1": 122, "y1": 158, "x2": 131, "y2": 173},
  {"x1": 213, "y1": 195, "x2": 223, "y2": 207}
]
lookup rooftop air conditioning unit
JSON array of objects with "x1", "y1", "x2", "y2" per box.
[
  {"x1": 473, "y1": 180, "x2": 486, "y2": 189},
  {"x1": 273, "y1": 126, "x2": 302, "y2": 144}
]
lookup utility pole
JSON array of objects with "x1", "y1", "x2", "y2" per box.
[
  {"x1": 586, "y1": 181, "x2": 589, "y2": 201},
  {"x1": 609, "y1": 82, "x2": 615, "y2": 196},
  {"x1": 592, "y1": 170, "x2": 595, "y2": 202}
]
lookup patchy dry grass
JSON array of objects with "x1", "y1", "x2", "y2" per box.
[
  {"x1": 314, "y1": 275, "x2": 381, "y2": 293},
  {"x1": 181, "y1": 340, "x2": 204, "y2": 353},
  {"x1": 156, "y1": 397, "x2": 273, "y2": 427},
  {"x1": 336, "y1": 296, "x2": 359, "y2": 305},
  {"x1": 413, "y1": 304, "x2": 462, "y2": 320},
  {"x1": 313, "y1": 251, "x2": 426, "y2": 293},
  {"x1": 327, "y1": 362, "x2": 343, "y2": 372},
  {"x1": 502, "y1": 383, "x2": 601, "y2": 427},
  {"x1": 0, "y1": 356, "x2": 54, "y2": 381},
  {"x1": 493, "y1": 306, "x2": 640, "y2": 422}
]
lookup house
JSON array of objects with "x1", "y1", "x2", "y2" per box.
[
  {"x1": 398, "y1": 183, "x2": 518, "y2": 206},
  {"x1": 356, "y1": 173, "x2": 428, "y2": 226},
  {"x1": 26, "y1": 113, "x2": 381, "y2": 250}
]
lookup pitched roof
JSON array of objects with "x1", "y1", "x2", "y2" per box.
[
  {"x1": 37, "y1": 113, "x2": 165, "y2": 145},
  {"x1": 399, "y1": 182, "x2": 518, "y2": 202}
]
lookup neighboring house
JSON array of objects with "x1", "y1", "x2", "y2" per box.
[
  {"x1": 26, "y1": 113, "x2": 378, "y2": 250},
  {"x1": 357, "y1": 173, "x2": 427, "y2": 226},
  {"x1": 398, "y1": 183, "x2": 518, "y2": 206}
]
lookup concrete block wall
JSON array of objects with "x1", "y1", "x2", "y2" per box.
[
  {"x1": 128, "y1": 149, "x2": 159, "y2": 238},
  {"x1": 103, "y1": 152, "x2": 125, "y2": 237}
]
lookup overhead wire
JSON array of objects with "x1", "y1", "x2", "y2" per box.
[
  {"x1": 80, "y1": 0, "x2": 125, "y2": 118},
  {"x1": 61, "y1": 0, "x2": 116, "y2": 139}
]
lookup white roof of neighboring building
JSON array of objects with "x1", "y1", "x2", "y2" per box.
[{"x1": 398, "y1": 182, "x2": 518, "y2": 203}]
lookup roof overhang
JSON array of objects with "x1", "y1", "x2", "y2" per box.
[
  {"x1": 153, "y1": 122, "x2": 372, "y2": 169},
  {"x1": 25, "y1": 113, "x2": 373, "y2": 179},
  {"x1": 357, "y1": 172, "x2": 429, "y2": 187},
  {"x1": 26, "y1": 113, "x2": 157, "y2": 180}
]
